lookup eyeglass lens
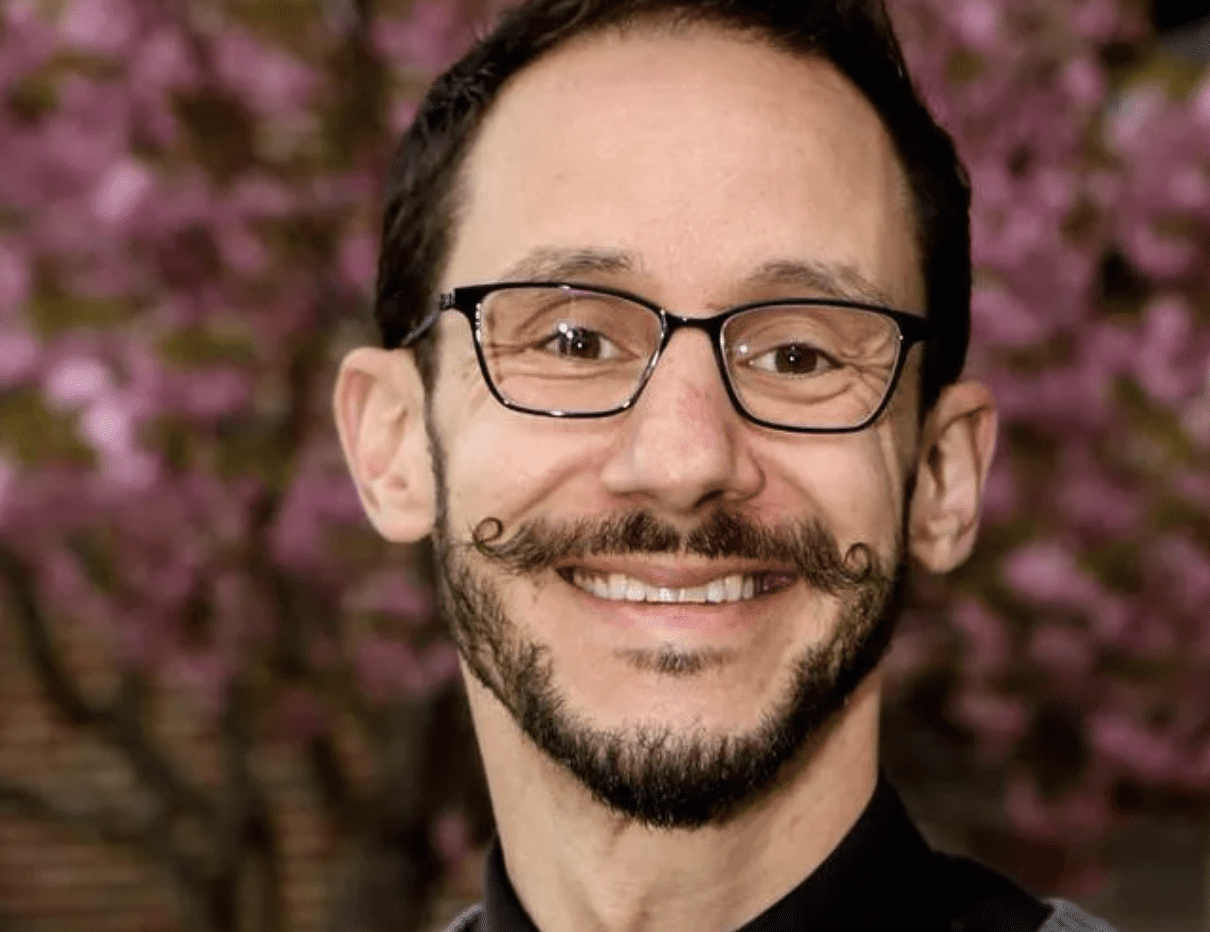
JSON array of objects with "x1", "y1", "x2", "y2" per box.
[{"x1": 477, "y1": 286, "x2": 902, "y2": 429}]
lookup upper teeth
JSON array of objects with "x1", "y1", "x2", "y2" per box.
[{"x1": 571, "y1": 570, "x2": 758, "y2": 604}]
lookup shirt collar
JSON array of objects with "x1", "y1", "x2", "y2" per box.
[{"x1": 479, "y1": 768, "x2": 940, "y2": 932}]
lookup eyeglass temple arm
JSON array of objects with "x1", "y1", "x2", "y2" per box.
[{"x1": 399, "y1": 294, "x2": 454, "y2": 348}]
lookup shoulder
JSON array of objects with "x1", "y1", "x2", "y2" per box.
[
  {"x1": 931, "y1": 854, "x2": 1121, "y2": 932},
  {"x1": 930, "y1": 851, "x2": 1054, "y2": 932}
]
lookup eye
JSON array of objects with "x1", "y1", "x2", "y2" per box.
[
  {"x1": 539, "y1": 322, "x2": 625, "y2": 361},
  {"x1": 745, "y1": 342, "x2": 840, "y2": 376}
]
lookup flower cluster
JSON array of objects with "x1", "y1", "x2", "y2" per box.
[
  {"x1": 0, "y1": 1, "x2": 486, "y2": 928},
  {"x1": 890, "y1": 0, "x2": 1210, "y2": 891}
]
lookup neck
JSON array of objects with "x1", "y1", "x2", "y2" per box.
[{"x1": 466, "y1": 669, "x2": 883, "y2": 932}]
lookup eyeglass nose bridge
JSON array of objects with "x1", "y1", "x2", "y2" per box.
[{"x1": 625, "y1": 307, "x2": 742, "y2": 409}]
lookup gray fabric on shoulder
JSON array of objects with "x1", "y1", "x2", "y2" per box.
[
  {"x1": 1041, "y1": 899, "x2": 1121, "y2": 932},
  {"x1": 441, "y1": 903, "x2": 484, "y2": 932}
]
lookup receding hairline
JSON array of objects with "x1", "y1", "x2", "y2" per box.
[{"x1": 445, "y1": 12, "x2": 922, "y2": 291}]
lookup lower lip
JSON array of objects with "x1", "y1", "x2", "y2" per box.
[{"x1": 561, "y1": 575, "x2": 797, "y2": 634}]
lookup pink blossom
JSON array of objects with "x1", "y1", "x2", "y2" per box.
[
  {"x1": 270, "y1": 472, "x2": 362, "y2": 573},
  {"x1": 59, "y1": 0, "x2": 136, "y2": 56},
  {"x1": 951, "y1": 600, "x2": 1010, "y2": 676},
  {"x1": 389, "y1": 99, "x2": 419, "y2": 134},
  {"x1": 1005, "y1": 772, "x2": 1111, "y2": 843},
  {"x1": 131, "y1": 27, "x2": 197, "y2": 92},
  {"x1": 216, "y1": 225, "x2": 270, "y2": 276},
  {"x1": 431, "y1": 811, "x2": 473, "y2": 869},
  {"x1": 80, "y1": 395, "x2": 136, "y2": 453},
  {"x1": 1167, "y1": 167, "x2": 1210, "y2": 211},
  {"x1": 953, "y1": 0, "x2": 999, "y2": 50},
  {"x1": 1002, "y1": 541, "x2": 1099, "y2": 608},
  {"x1": 0, "y1": 331, "x2": 40, "y2": 388},
  {"x1": 354, "y1": 636, "x2": 424, "y2": 701},
  {"x1": 420, "y1": 642, "x2": 460, "y2": 689},
  {"x1": 354, "y1": 636, "x2": 459, "y2": 701},
  {"x1": 1028, "y1": 625, "x2": 1095, "y2": 679},
  {"x1": 338, "y1": 230, "x2": 377, "y2": 291},
  {"x1": 1192, "y1": 76, "x2": 1210, "y2": 127},
  {"x1": 43, "y1": 357, "x2": 114, "y2": 410},
  {"x1": 3, "y1": 1, "x2": 41, "y2": 32},
  {"x1": 372, "y1": 2, "x2": 475, "y2": 74},
  {"x1": 170, "y1": 367, "x2": 253, "y2": 420},
  {"x1": 1131, "y1": 297, "x2": 1198, "y2": 405},
  {"x1": 1146, "y1": 536, "x2": 1210, "y2": 614},
  {"x1": 1185, "y1": 742, "x2": 1210, "y2": 787},
  {"x1": 968, "y1": 160, "x2": 1012, "y2": 211},
  {"x1": 998, "y1": 209, "x2": 1050, "y2": 266},
  {"x1": 98, "y1": 445, "x2": 159, "y2": 490},
  {"x1": 1061, "y1": 58, "x2": 1106, "y2": 107},
  {"x1": 342, "y1": 571, "x2": 434, "y2": 622},
  {"x1": 1032, "y1": 168, "x2": 1078, "y2": 215},
  {"x1": 1105, "y1": 84, "x2": 1166, "y2": 155},
  {"x1": 1180, "y1": 389, "x2": 1210, "y2": 448},
  {"x1": 0, "y1": 457, "x2": 16, "y2": 525},
  {"x1": 882, "y1": 615, "x2": 947, "y2": 682},
  {"x1": 164, "y1": 650, "x2": 233, "y2": 718},
  {"x1": 980, "y1": 464, "x2": 1018, "y2": 521},
  {"x1": 1122, "y1": 223, "x2": 1196, "y2": 280},
  {"x1": 971, "y1": 285, "x2": 1050, "y2": 347},
  {"x1": 1174, "y1": 470, "x2": 1210, "y2": 509},
  {"x1": 92, "y1": 158, "x2": 154, "y2": 227},
  {"x1": 212, "y1": 32, "x2": 318, "y2": 116},
  {"x1": 0, "y1": 243, "x2": 31, "y2": 314},
  {"x1": 1054, "y1": 459, "x2": 1144, "y2": 537},
  {"x1": 228, "y1": 174, "x2": 295, "y2": 218},
  {"x1": 953, "y1": 687, "x2": 1028, "y2": 755},
  {"x1": 1089, "y1": 712, "x2": 1177, "y2": 782},
  {"x1": 1071, "y1": 0, "x2": 1122, "y2": 41}
]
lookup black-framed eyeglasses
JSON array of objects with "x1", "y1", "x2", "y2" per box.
[{"x1": 401, "y1": 282, "x2": 931, "y2": 434}]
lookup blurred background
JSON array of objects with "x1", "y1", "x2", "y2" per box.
[{"x1": 0, "y1": 0, "x2": 1207, "y2": 930}]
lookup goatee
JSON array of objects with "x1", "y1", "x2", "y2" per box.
[{"x1": 432, "y1": 490, "x2": 908, "y2": 829}]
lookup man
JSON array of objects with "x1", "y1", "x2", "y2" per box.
[{"x1": 334, "y1": 1, "x2": 1119, "y2": 930}]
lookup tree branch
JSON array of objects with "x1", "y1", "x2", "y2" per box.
[
  {"x1": 0, "y1": 548, "x2": 215, "y2": 824},
  {"x1": 0, "y1": 549, "x2": 103, "y2": 726},
  {"x1": 0, "y1": 778, "x2": 149, "y2": 850}
]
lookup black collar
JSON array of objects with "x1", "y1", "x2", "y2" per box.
[{"x1": 478, "y1": 769, "x2": 978, "y2": 932}]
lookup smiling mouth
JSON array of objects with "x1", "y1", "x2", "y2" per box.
[{"x1": 559, "y1": 568, "x2": 798, "y2": 604}]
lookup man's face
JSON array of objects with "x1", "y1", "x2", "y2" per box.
[{"x1": 427, "y1": 25, "x2": 926, "y2": 826}]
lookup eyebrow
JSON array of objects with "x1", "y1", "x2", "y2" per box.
[
  {"x1": 747, "y1": 259, "x2": 899, "y2": 308},
  {"x1": 498, "y1": 247, "x2": 639, "y2": 282},
  {"x1": 496, "y1": 247, "x2": 899, "y2": 308}
]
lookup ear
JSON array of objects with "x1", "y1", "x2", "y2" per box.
[
  {"x1": 333, "y1": 347, "x2": 436, "y2": 543},
  {"x1": 908, "y1": 380, "x2": 998, "y2": 573}
]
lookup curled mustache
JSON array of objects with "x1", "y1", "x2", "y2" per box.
[{"x1": 462, "y1": 509, "x2": 885, "y2": 597}]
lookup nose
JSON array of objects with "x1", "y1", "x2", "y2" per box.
[{"x1": 598, "y1": 330, "x2": 764, "y2": 515}]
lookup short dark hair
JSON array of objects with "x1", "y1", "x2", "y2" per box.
[{"x1": 374, "y1": 0, "x2": 972, "y2": 410}]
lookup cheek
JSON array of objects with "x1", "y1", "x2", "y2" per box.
[
  {"x1": 434, "y1": 387, "x2": 608, "y2": 535},
  {"x1": 765, "y1": 431, "x2": 907, "y2": 551}
]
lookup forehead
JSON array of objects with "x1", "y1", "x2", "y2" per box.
[{"x1": 445, "y1": 22, "x2": 922, "y2": 310}]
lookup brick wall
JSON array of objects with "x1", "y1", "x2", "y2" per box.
[{"x1": 0, "y1": 600, "x2": 355, "y2": 931}]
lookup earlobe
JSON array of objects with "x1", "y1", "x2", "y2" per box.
[
  {"x1": 333, "y1": 347, "x2": 436, "y2": 543},
  {"x1": 908, "y1": 380, "x2": 998, "y2": 573}
]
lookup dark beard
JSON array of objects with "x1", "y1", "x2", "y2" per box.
[{"x1": 430, "y1": 434, "x2": 909, "y2": 828}]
